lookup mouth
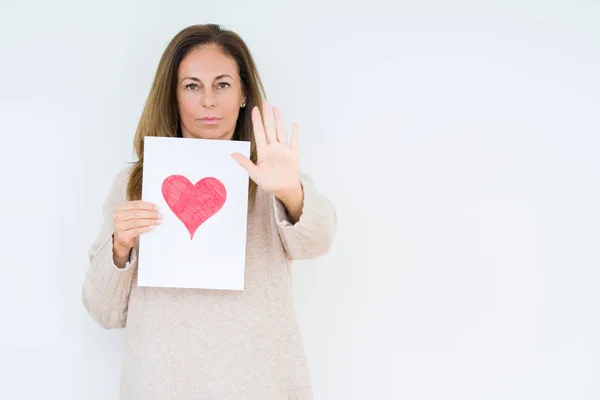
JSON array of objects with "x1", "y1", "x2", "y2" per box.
[{"x1": 198, "y1": 117, "x2": 221, "y2": 125}]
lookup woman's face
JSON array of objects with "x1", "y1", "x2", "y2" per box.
[{"x1": 176, "y1": 45, "x2": 246, "y2": 140}]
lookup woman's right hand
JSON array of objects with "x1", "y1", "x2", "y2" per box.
[{"x1": 112, "y1": 201, "x2": 161, "y2": 266}]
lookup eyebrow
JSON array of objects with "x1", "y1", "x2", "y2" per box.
[{"x1": 180, "y1": 74, "x2": 234, "y2": 83}]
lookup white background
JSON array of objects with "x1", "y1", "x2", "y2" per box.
[{"x1": 1, "y1": 1, "x2": 599, "y2": 399}]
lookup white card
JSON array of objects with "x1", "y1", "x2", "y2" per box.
[{"x1": 137, "y1": 136, "x2": 250, "y2": 290}]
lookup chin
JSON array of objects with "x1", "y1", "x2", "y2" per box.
[
  {"x1": 181, "y1": 121, "x2": 235, "y2": 140},
  {"x1": 191, "y1": 130, "x2": 232, "y2": 141}
]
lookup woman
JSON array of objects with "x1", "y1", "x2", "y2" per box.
[{"x1": 81, "y1": 23, "x2": 336, "y2": 399}]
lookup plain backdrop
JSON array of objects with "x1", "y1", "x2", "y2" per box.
[{"x1": 1, "y1": 1, "x2": 599, "y2": 399}]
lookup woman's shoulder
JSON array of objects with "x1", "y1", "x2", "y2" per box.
[
  {"x1": 116, "y1": 163, "x2": 134, "y2": 181},
  {"x1": 105, "y1": 163, "x2": 135, "y2": 202}
]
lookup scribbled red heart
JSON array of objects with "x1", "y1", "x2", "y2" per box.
[{"x1": 161, "y1": 175, "x2": 227, "y2": 239}]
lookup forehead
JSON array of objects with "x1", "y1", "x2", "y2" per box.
[{"x1": 178, "y1": 45, "x2": 239, "y2": 78}]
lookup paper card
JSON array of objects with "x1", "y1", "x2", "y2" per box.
[{"x1": 137, "y1": 136, "x2": 250, "y2": 290}]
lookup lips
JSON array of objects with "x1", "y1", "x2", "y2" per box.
[{"x1": 199, "y1": 117, "x2": 221, "y2": 125}]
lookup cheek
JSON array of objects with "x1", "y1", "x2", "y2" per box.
[
  {"x1": 222, "y1": 93, "x2": 241, "y2": 117},
  {"x1": 178, "y1": 93, "x2": 196, "y2": 117}
]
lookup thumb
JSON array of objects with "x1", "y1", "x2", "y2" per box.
[{"x1": 231, "y1": 153, "x2": 259, "y2": 182}]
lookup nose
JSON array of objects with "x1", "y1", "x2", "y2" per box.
[{"x1": 202, "y1": 88, "x2": 216, "y2": 108}]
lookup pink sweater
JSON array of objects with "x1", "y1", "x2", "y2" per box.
[{"x1": 81, "y1": 165, "x2": 337, "y2": 399}]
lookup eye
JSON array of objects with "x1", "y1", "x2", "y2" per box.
[
  {"x1": 217, "y1": 82, "x2": 231, "y2": 89},
  {"x1": 186, "y1": 83, "x2": 198, "y2": 90}
]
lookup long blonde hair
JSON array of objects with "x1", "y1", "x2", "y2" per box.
[{"x1": 126, "y1": 24, "x2": 266, "y2": 206}]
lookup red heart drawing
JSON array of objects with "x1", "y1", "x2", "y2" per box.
[{"x1": 161, "y1": 175, "x2": 227, "y2": 239}]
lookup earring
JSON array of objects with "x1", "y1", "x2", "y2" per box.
[{"x1": 241, "y1": 103, "x2": 246, "y2": 108}]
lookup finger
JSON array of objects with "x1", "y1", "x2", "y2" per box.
[
  {"x1": 262, "y1": 101, "x2": 277, "y2": 145},
  {"x1": 252, "y1": 106, "x2": 267, "y2": 152},
  {"x1": 130, "y1": 225, "x2": 154, "y2": 237},
  {"x1": 116, "y1": 226, "x2": 155, "y2": 246},
  {"x1": 290, "y1": 121, "x2": 299, "y2": 150},
  {"x1": 117, "y1": 218, "x2": 161, "y2": 232},
  {"x1": 117, "y1": 200, "x2": 159, "y2": 212},
  {"x1": 231, "y1": 153, "x2": 260, "y2": 183},
  {"x1": 121, "y1": 224, "x2": 155, "y2": 238},
  {"x1": 115, "y1": 209, "x2": 161, "y2": 222},
  {"x1": 273, "y1": 106, "x2": 287, "y2": 144}
]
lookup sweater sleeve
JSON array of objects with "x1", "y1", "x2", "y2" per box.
[
  {"x1": 81, "y1": 166, "x2": 137, "y2": 329},
  {"x1": 273, "y1": 173, "x2": 337, "y2": 260}
]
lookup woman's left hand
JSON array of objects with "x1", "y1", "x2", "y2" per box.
[{"x1": 232, "y1": 102, "x2": 302, "y2": 199}]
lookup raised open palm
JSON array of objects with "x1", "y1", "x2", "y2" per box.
[{"x1": 232, "y1": 101, "x2": 301, "y2": 196}]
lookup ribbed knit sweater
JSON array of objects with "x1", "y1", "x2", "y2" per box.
[{"x1": 81, "y1": 165, "x2": 337, "y2": 399}]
